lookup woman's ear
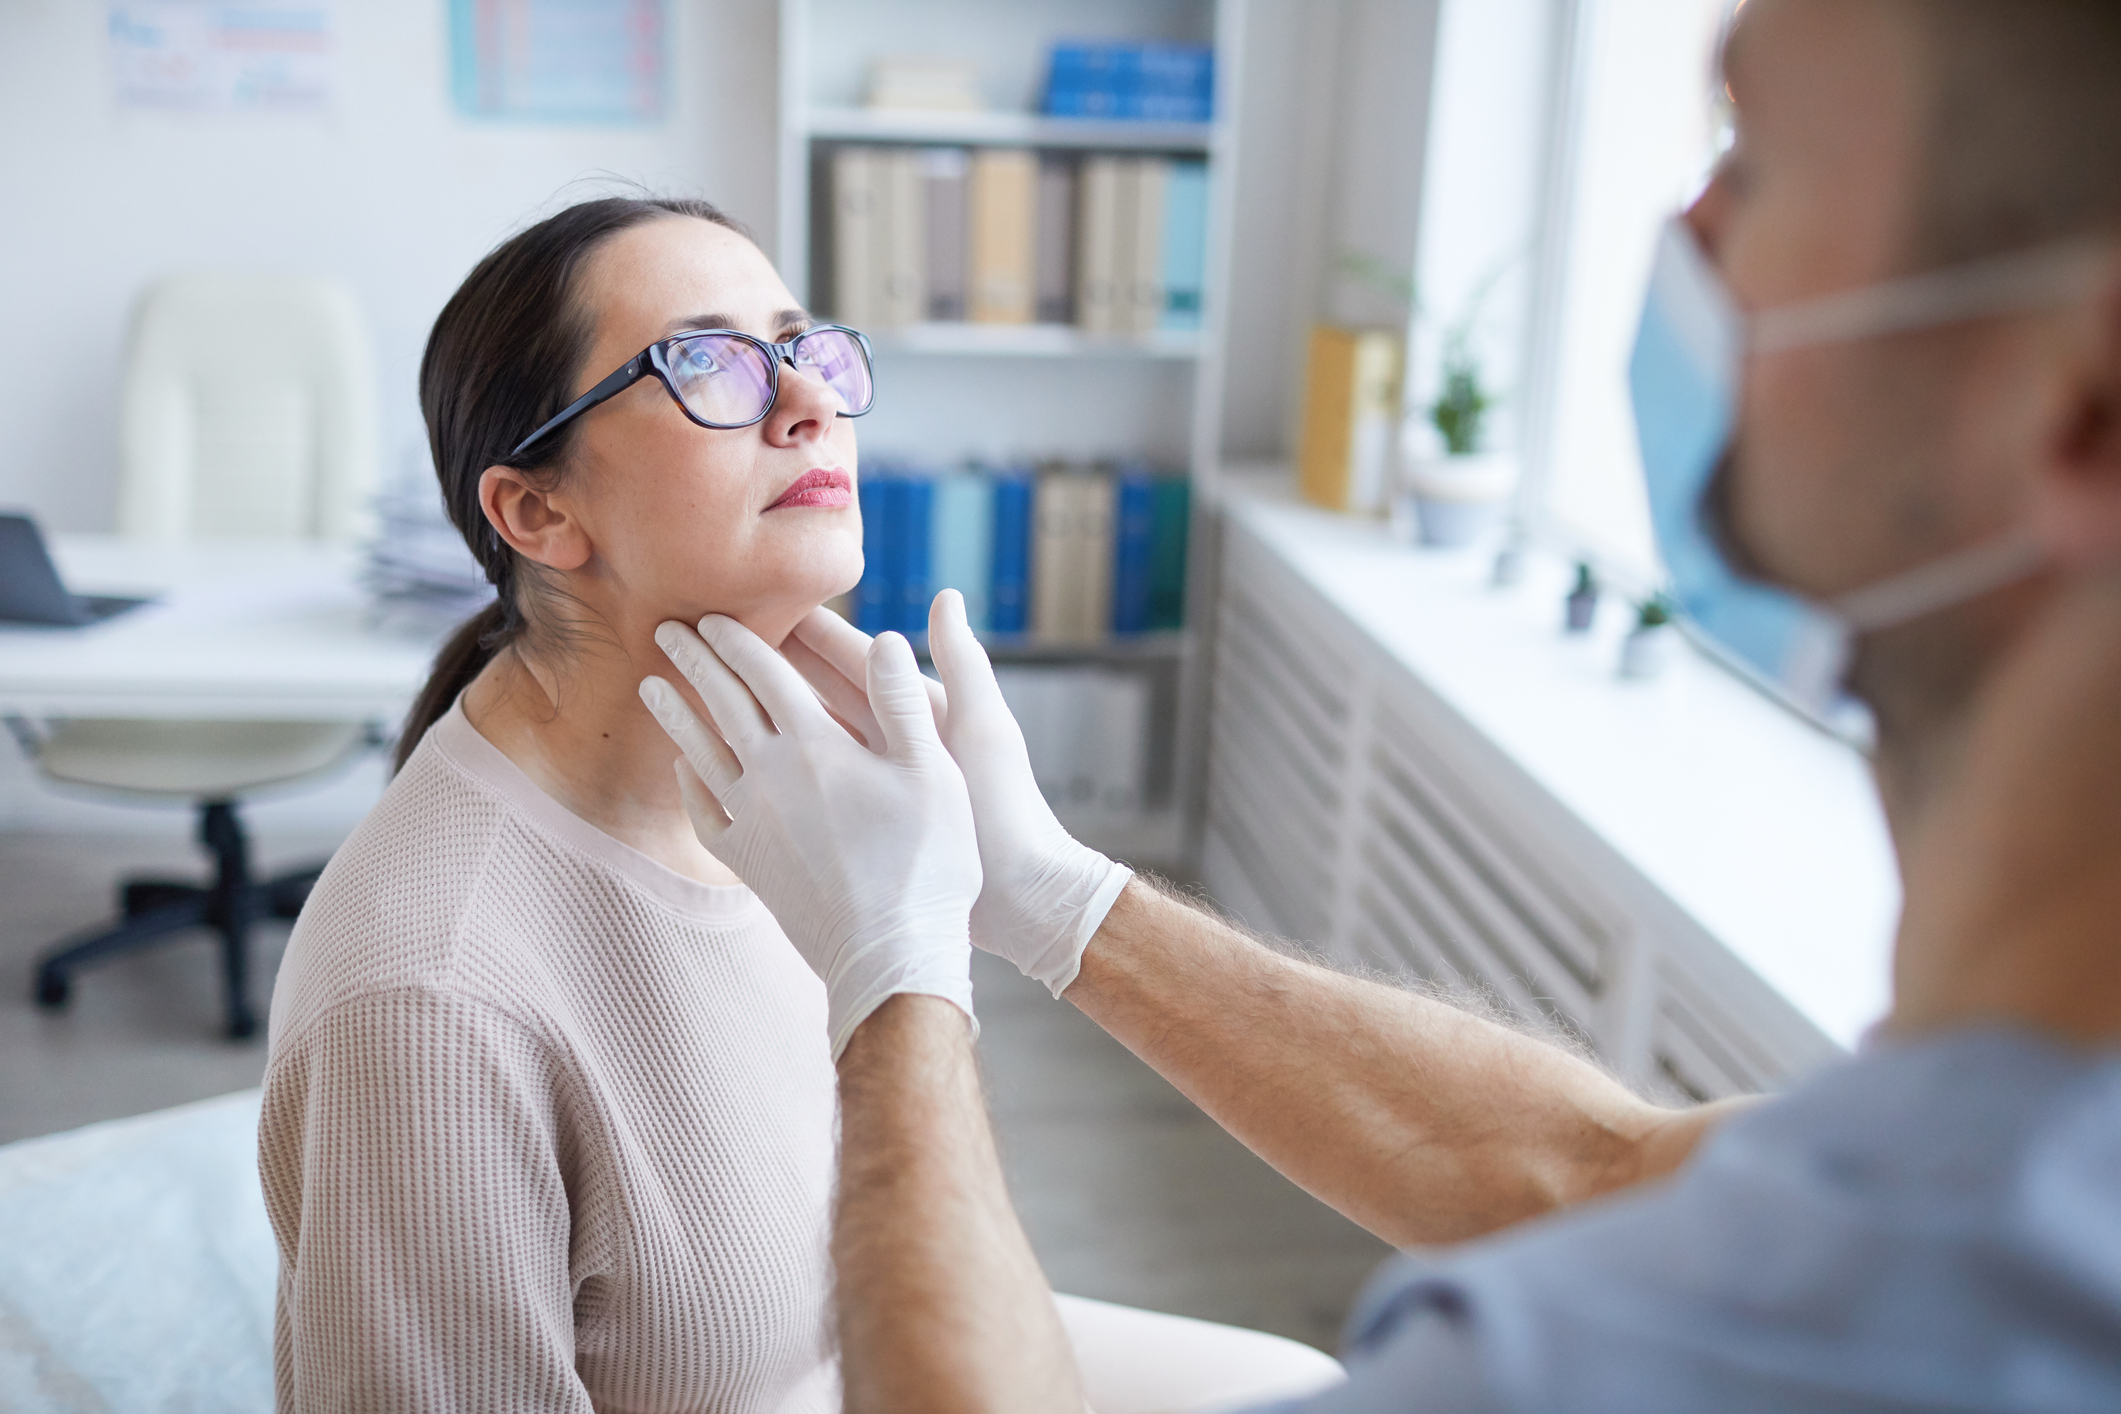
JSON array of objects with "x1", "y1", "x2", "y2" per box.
[{"x1": 480, "y1": 465, "x2": 592, "y2": 571}]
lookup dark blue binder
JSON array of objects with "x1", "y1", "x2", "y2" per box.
[
  {"x1": 855, "y1": 476, "x2": 889, "y2": 633},
  {"x1": 897, "y1": 477, "x2": 934, "y2": 638},
  {"x1": 988, "y1": 472, "x2": 1034, "y2": 635},
  {"x1": 1111, "y1": 470, "x2": 1156, "y2": 634},
  {"x1": 1149, "y1": 477, "x2": 1191, "y2": 631}
]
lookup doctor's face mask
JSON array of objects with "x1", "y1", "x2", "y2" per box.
[{"x1": 1627, "y1": 217, "x2": 2110, "y2": 727}]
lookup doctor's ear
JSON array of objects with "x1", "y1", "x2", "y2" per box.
[{"x1": 480, "y1": 464, "x2": 593, "y2": 572}]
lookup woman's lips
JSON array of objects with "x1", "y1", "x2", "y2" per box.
[{"x1": 766, "y1": 467, "x2": 854, "y2": 511}]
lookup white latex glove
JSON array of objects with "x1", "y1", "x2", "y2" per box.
[
  {"x1": 783, "y1": 592, "x2": 1133, "y2": 997},
  {"x1": 639, "y1": 616, "x2": 980, "y2": 1059}
]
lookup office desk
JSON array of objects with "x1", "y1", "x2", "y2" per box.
[{"x1": 0, "y1": 537, "x2": 445, "y2": 723}]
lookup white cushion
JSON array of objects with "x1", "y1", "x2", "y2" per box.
[
  {"x1": 0, "y1": 1091, "x2": 275, "y2": 1414},
  {"x1": 37, "y1": 719, "x2": 366, "y2": 797},
  {"x1": 118, "y1": 274, "x2": 378, "y2": 546}
]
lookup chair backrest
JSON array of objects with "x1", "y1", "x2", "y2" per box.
[
  {"x1": 118, "y1": 274, "x2": 378, "y2": 545},
  {"x1": 0, "y1": 1090, "x2": 275, "y2": 1412}
]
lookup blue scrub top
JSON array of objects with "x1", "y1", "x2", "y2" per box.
[{"x1": 1259, "y1": 1029, "x2": 2121, "y2": 1413}]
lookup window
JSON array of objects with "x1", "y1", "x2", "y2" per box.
[{"x1": 1523, "y1": 0, "x2": 1736, "y2": 587}]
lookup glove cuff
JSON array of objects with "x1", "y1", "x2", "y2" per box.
[
  {"x1": 1038, "y1": 857, "x2": 1134, "y2": 999},
  {"x1": 825, "y1": 943, "x2": 979, "y2": 1062}
]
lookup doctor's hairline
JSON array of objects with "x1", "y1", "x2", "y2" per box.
[
  {"x1": 1882, "y1": 0, "x2": 2120, "y2": 269},
  {"x1": 1716, "y1": 1, "x2": 2121, "y2": 272}
]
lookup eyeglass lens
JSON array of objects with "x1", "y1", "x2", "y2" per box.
[{"x1": 664, "y1": 328, "x2": 872, "y2": 427}]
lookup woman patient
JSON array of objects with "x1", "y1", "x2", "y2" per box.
[
  {"x1": 258, "y1": 194, "x2": 1341, "y2": 1413},
  {"x1": 258, "y1": 196, "x2": 862, "y2": 1411}
]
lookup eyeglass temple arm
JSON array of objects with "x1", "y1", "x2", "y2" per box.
[{"x1": 509, "y1": 353, "x2": 651, "y2": 458}]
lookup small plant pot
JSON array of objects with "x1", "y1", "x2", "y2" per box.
[
  {"x1": 1413, "y1": 497, "x2": 1503, "y2": 548},
  {"x1": 1619, "y1": 622, "x2": 1680, "y2": 680},
  {"x1": 1399, "y1": 453, "x2": 1514, "y2": 549}
]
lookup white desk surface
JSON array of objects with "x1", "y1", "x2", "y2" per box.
[
  {"x1": 0, "y1": 536, "x2": 446, "y2": 722},
  {"x1": 1221, "y1": 474, "x2": 1900, "y2": 1048}
]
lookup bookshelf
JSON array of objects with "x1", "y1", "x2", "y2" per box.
[
  {"x1": 805, "y1": 106, "x2": 1215, "y2": 154},
  {"x1": 775, "y1": 0, "x2": 1245, "y2": 866},
  {"x1": 866, "y1": 323, "x2": 1202, "y2": 360},
  {"x1": 977, "y1": 632, "x2": 1188, "y2": 665}
]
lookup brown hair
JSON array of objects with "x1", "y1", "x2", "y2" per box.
[
  {"x1": 1895, "y1": 0, "x2": 2121, "y2": 265},
  {"x1": 395, "y1": 196, "x2": 745, "y2": 772}
]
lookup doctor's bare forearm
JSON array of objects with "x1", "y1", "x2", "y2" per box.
[
  {"x1": 832, "y1": 996, "x2": 1082, "y2": 1414},
  {"x1": 1063, "y1": 877, "x2": 1750, "y2": 1247}
]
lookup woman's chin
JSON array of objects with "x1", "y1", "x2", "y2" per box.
[{"x1": 662, "y1": 583, "x2": 852, "y2": 646}]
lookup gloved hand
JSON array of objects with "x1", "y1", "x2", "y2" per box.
[
  {"x1": 640, "y1": 616, "x2": 980, "y2": 1059},
  {"x1": 783, "y1": 591, "x2": 1133, "y2": 998}
]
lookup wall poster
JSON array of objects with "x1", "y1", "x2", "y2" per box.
[
  {"x1": 450, "y1": 0, "x2": 667, "y2": 124},
  {"x1": 108, "y1": 2, "x2": 336, "y2": 114}
]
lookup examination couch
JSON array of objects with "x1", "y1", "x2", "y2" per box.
[{"x1": 0, "y1": 1092, "x2": 276, "y2": 1411}]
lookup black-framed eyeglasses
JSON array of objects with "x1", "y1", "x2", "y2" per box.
[{"x1": 510, "y1": 324, "x2": 875, "y2": 458}]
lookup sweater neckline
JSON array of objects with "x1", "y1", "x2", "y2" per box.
[{"x1": 430, "y1": 698, "x2": 766, "y2": 923}]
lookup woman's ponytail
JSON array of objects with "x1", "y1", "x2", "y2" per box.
[
  {"x1": 393, "y1": 600, "x2": 508, "y2": 772},
  {"x1": 395, "y1": 193, "x2": 743, "y2": 775}
]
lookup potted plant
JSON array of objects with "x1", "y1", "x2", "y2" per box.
[
  {"x1": 1619, "y1": 593, "x2": 1680, "y2": 680},
  {"x1": 1398, "y1": 332, "x2": 1514, "y2": 548}
]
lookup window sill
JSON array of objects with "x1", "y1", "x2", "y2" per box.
[{"x1": 1217, "y1": 470, "x2": 1898, "y2": 1048}]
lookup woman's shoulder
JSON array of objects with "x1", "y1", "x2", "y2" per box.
[
  {"x1": 266, "y1": 722, "x2": 539, "y2": 1049},
  {"x1": 416, "y1": 700, "x2": 772, "y2": 930},
  {"x1": 267, "y1": 706, "x2": 782, "y2": 1057}
]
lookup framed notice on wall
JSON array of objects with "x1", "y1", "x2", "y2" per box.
[
  {"x1": 450, "y1": 0, "x2": 667, "y2": 124},
  {"x1": 108, "y1": 1, "x2": 335, "y2": 114}
]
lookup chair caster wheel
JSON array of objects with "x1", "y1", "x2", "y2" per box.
[
  {"x1": 35, "y1": 971, "x2": 70, "y2": 1010},
  {"x1": 227, "y1": 1010, "x2": 259, "y2": 1042}
]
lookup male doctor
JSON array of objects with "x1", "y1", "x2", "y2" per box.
[{"x1": 640, "y1": 0, "x2": 2121, "y2": 1407}]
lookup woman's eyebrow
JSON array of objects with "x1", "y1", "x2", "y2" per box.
[{"x1": 661, "y1": 309, "x2": 816, "y2": 337}]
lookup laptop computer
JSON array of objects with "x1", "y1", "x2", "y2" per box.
[{"x1": 0, "y1": 513, "x2": 152, "y2": 626}]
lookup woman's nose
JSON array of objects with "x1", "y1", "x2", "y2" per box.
[{"x1": 762, "y1": 357, "x2": 840, "y2": 446}]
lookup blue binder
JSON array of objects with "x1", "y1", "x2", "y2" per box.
[
  {"x1": 854, "y1": 476, "x2": 889, "y2": 634},
  {"x1": 988, "y1": 472, "x2": 1034, "y2": 635},
  {"x1": 930, "y1": 473, "x2": 994, "y2": 631},
  {"x1": 1149, "y1": 477, "x2": 1191, "y2": 631},
  {"x1": 1159, "y1": 161, "x2": 1209, "y2": 332},
  {"x1": 1111, "y1": 469, "x2": 1156, "y2": 634},
  {"x1": 897, "y1": 477, "x2": 934, "y2": 638}
]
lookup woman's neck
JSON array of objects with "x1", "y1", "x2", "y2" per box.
[{"x1": 461, "y1": 633, "x2": 741, "y2": 887}]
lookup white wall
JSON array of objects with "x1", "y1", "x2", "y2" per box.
[{"x1": 0, "y1": 0, "x2": 780, "y2": 532}]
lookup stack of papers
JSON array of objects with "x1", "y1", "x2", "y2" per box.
[
  {"x1": 866, "y1": 56, "x2": 983, "y2": 112},
  {"x1": 363, "y1": 490, "x2": 495, "y2": 634}
]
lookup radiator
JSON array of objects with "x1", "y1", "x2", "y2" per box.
[{"x1": 1203, "y1": 519, "x2": 1841, "y2": 1100}]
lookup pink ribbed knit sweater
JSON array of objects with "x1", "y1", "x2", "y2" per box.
[{"x1": 259, "y1": 700, "x2": 840, "y2": 1412}]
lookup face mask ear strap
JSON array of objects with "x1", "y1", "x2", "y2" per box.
[
  {"x1": 1750, "y1": 241, "x2": 2117, "y2": 355},
  {"x1": 1831, "y1": 528, "x2": 2048, "y2": 634}
]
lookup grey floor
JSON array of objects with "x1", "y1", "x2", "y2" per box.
[{"x1": 0, "y1": 829, "x2": 1392, "y2": 1353}]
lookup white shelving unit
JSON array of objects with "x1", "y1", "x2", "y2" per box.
[
  {"x1": 804, "y1": 106, "x2": 1215, "y2": 153},
  {"x1": 865, "y1": 323, "x2": 1203, "y2": 360},
  {"x1": 774, "y1": 0, "x2": 1247, "y2": 866}
]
